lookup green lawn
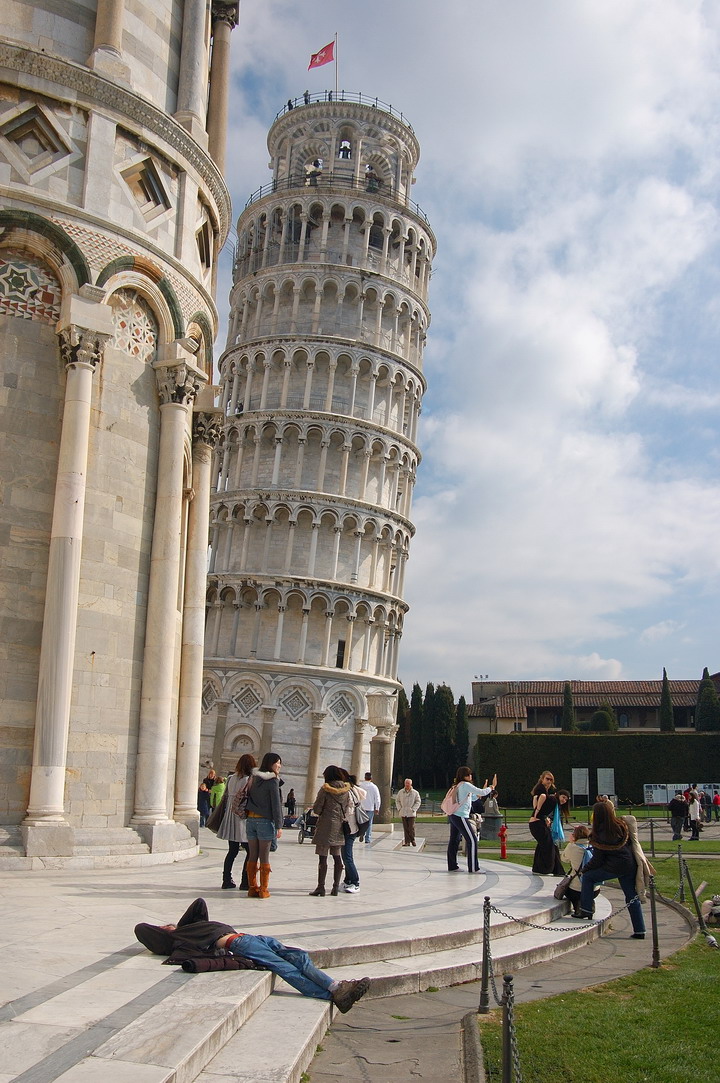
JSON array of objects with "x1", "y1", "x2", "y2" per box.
[{"x1": 478, "y1": 936, "x2": 717, "y2": 1083}]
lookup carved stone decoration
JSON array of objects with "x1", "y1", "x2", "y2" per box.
[
  {"x1": 156, "y1": 361, "x2": 203, "y2": 406},
  {"x1": 193, "y1": 411, "x2": 222, "y2": 449},
  {"x1": 58, "y1": 324, "x2": 109, "y2": 371},
  {"x1": 211, "y1": 1, "x2": 239, "y2": 30}
]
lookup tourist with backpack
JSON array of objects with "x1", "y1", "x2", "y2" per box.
[{"x1": 444, "y1": 766, "x2": 497, "y2": 873}]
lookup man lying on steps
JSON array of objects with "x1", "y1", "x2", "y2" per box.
[{"x1": 134, "y1": 897, "x2": 370, "y2": 1013}]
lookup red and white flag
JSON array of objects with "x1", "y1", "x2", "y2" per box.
[{"x1": 308, "y1": 41, "x2": 335, "y2": 70}]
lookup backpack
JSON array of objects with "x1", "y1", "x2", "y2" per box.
[
  {"x1": 231, "y1": 775, "x2": 252, "y2": 818},
  {"x1": 441, "y1": 785, "x2": 460, "y2": 816}
]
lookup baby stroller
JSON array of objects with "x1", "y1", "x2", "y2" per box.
[{"x1": 296, "y1": 808, "x2": 318, "y2": 844}]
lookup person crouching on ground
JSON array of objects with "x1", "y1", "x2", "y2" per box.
[
  {"x1": 578, "y1": 801, "x2": 653, "y2": 938},
  {"x1": 561, "y1": 824, "x2": 592, "y2": 917},
  {"x1": 135, "y1": 898, "x2": 370, "y2": 1013}
]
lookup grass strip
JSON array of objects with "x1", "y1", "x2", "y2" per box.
[{"x1": 478, "y1": 936, "x2": 717, "y2": 1083}]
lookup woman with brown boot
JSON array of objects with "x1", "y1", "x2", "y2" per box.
[
  {"x1": 245, "y1": 752, "x2": 283, "y2": 899},
  {"x1": 309, "y1": 765, "x2": 352, "y2": 897}
]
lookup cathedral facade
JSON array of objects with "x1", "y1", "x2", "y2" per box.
[
  {"x1": 0, "y1": 0, "x2": 237, "y2": 864},
  {"x1": 202, "y1": 93, "x2": 435, "y2": 804}
]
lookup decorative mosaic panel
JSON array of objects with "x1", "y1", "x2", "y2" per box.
[
  {"x1": 110, "y1": 289, "x2": 158, "y2": 364},
  {"x1": 231, "y1": 685, "x2": 263, "y2": 716},
  {"x1": 279, "y1": 687, "x2": 312, "y2": 719},
  {"x1": 201, "y1": 682, "x2": 218, "y2": 713},
  {"x1": 0, "y1": 251, "x2": 62, "y2": 324},
  {"x1": 329, "y1": 693, "x2": 355, "y2": 724}
]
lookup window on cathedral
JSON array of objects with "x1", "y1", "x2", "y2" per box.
[
  {"x1": 335, "y1": 639, "x2": 346, "y2": 667},
  {"x1": 121, "y1": 158, "x2": 170, "y2": 219},
  {"x1": 0, "y1": 105, "x2": 70, "y2": 173}
]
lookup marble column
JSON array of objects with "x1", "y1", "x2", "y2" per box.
[
  {"x1": 259, "y1": 705, "x2": 277, "y2": 758},
  {"x1": 174, "y1": 409, "x2": 222, "y2": 837},
  {"x1": 207, "y1": 1, "x2": 238, "y2": 172},
  {"x1": 23, "y1": 300, "x2": 113, "y2": 857},
  {"x1": 131, "y1": 345, "x2": 205, "y2": 850},
  {"x1": 351, "y1": 718, "x2": 367, "y2": 780},
  {"x1": 304, "y1": 711, "x2": 326, "y2": 805},
  {"x1": 367, "y1": 693, "x2": 398, "y2": 825},
  {"x1": 212, "y1": 699, "x2": 230, "y2": 771},
  {"x1": 88, "y1": 0, "x2": 131, "y2": 81},
  {"x1": 175, "y1": 0, "x2": 211, "y2": 142}
]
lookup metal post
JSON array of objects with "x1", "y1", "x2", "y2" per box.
[
  {"x1": 648, "y1": 875, "x2": 660, "y2": 968},
  {"x1": 478, "y1": 896, "x2": 491, "y2": 1014},
  {"x1": 677, "y1": 844, "x2": 685, "y2": 903},
  {"x1": 501, "y1": 974, "x2": 513, "y2": 1083},
  {"x1": 683, "y1": 860, "x2": 708, "y2": 932},
  {"x1": 649, "y1": 819, "x2": 656, "y2": 858}
]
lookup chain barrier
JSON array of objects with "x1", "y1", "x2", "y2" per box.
[{"x1": 488, "y1": 892, "x2": 642, "y2": 933}]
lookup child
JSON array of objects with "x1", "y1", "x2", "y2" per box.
[{"x1": 561, "y1": 824, "x2": 592, "y2": 917}]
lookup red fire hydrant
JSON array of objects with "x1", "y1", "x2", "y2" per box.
[{"x1": 499, "y1": 823, "x2": 508, "y2": 860}]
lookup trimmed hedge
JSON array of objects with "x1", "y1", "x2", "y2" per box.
[{"x1": 473, "y1": 732, "x2": 720, "y2": 806}]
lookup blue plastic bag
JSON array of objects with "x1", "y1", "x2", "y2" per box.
[{"x1": 551, "y1": 802, "x2": 565, "y2": 844}]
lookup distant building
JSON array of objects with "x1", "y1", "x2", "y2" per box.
[{"x1": 468, "y1": 677, "x2": 716, "y2": 739}]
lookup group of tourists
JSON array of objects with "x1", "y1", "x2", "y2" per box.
[
  {"x1": 528, "y1": 769, "x2": 654, "y2": 938},
  {"x1": 668, "y1": 786, "x2": 718, "y2": 841}
]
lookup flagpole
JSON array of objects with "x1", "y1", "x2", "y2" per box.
[{"x1": 334, "y1": 32, "x2": 338, "y2": 97}]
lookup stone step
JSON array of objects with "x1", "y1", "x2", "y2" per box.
[{"x1": 26, "y1": 892, "x2": 608, "y2": 1083}]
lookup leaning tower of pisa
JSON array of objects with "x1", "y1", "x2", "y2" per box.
[{"x1": 203, "y1": 93, "x2": 435, "y2": 804}]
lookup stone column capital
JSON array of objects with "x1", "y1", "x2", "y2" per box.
[
  {"x1": 193, "y1": 411, "x2": 223, "y2": 448},
  {"x1": 154, "y1": 344, "x2": 206, "y2": 406},
  {"x1": 311, "y1": 711, "x2": 327, "y2": 726},
  {"x1": 211, "y1": 0, "x2": 238, "y2": 30},
  {"x1": 58, "y1": 325, "x2": 110, "y2": 373}
]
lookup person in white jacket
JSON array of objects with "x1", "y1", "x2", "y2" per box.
[{"x1": 395, "y1": 779, "x2": 422, "y2": 846}]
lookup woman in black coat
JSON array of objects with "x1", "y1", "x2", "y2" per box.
[{"x1": 528, "y1": 770, "x2": 565, "y2": 875}]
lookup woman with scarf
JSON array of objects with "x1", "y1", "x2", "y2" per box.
[
  {"x1": 529, "y1": 771, "x2": 565, "y2": 876},
  {"x1": 245, "y1": 751, "x2": 283, "y2": 899},
  {"x1": 578, "y1": 800, "x2": 653, "y2": 937},
  {"x1": 309, "y1": 765, "x2": 352, "y2": 897}
]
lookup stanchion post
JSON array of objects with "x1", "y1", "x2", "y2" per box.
[
  {"x1": 649, "y1": 819, "x2": 655, "y2": 858},
  {"x1": 478, "y1": 896, "x2": 491, "y2": 1014},
  {"x1": 677, "y1": 844, "x2": 685, "y2": 903},
  {"x1": 683, "y1": 859, "x2": 708, "y2": 932},
  {"x1": 648, "y1": 875, "x2": 660, "y2": 968},
  {"x1": 501, "y1": 974, "x2": 513, "y2": 1083}
]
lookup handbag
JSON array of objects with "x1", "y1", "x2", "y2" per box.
[
  {"x1": 205, "y1": 788, "x2": 227, "y2": 833},
  {"x1": 440, "y1": 785, "x2": 460, "y2": 816},
  {"x1": 553, "y1": 863, "x2": 582, "y2": 900},
  {"x1": 231, "y1": 775, "x2": 252, "y2": 818}
]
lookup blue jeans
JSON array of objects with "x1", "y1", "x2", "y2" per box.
[
  {"x1": 342, "y1": 832, "x2": 359, "y2": 886},
  {"x1": 580, "y1": 866, "x2": 645, "y2": 934},
  {"x1": 246, "y1": 817, "x2": 276, "y2": 842},
  {"x1": 228, "y1": 934, "x2": 333, "y2": 1000},
  {"x1": 362, "y1": 810, "x2": 375, "y2": 843}
]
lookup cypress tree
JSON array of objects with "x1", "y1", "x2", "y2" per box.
[
  {"x1": 393, "y1": 686, "x2": 411, "y2": 783},
  {"x1": 409, "y1": 682, "x2": 424, "y2": 781},
  {"x1": 561, "y1": 682, "x2": 577, "y2": 732},
  {"x1": 455, "y1": 695, "x2": 469, "y2": 766},
  {"x1": 421, "y1": 682, "x2": 436, "y2": 788},
  {"x1": 435, "y1": 684, "x2": 457, "y2": 783},
  {"x1": 695, "y1": 667, "x2": 720, "y2": 731},
  {"x1": 659, "y1": 668, "x2": 675, "y2": 732}
]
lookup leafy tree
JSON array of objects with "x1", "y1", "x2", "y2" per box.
[
  {"x1": 435, "y1": 684, "x2": 457, "y2": 783},
  {"x1": 561, "y1": 682, "x2": 577, "y2": 732},
  {"x1": 659, "y1": 668, "x2": 675, "y2": 732},
  {"x1": 695, "y1": 667, "x2": 720, "y2": 731},
  {"x1": 455, "y1": 695, "x2": 469, "y2": 767},
  {"x1": 599, "y1": 699, "x2": 618, "y2": 729},
  {"x1": 409, "y1": 683, "x2": 424, "y2": 781}
]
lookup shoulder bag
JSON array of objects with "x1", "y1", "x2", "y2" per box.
[
  {"x1": 231, "y1": 775, "x2": 252, "y2": 818},
  {"x1": 206, "y1": 788, "x2": 227, "y2": 833},
  {"x1": 441, "y1": 784, "x2": 460, "y2": 816}
]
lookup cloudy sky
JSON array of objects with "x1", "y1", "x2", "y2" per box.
[{"x1": 220, "y1": 0, "x2": 720, "y2": 697}]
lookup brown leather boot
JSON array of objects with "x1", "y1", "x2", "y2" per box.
[
  {"x1": 246, "y1": 860, "x2": 260, "y2": 897},
  {"x1": 258, "y1": 863, "x2": 271, "y2": 899}
]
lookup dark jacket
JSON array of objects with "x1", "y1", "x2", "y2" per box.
[
  {"x1": 583, "y1": 819, "x2": 637, "y2": 878},
  {"x1": 668, "y1": 797, "x2": 686, "y2": 817},
  {"x1": 246, "y1": 769, "x2": 283, "y2": 829},
  {"x1": 134, "y1": 898, "x2": 259, "y2": 968},
  {"x1": 313, "y1": 782, "x2": 352, "y2": 848}
]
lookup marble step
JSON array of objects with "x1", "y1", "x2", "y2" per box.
[{"x1": 34, "y1": 895, "x2": 609, "y2": 1083}]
